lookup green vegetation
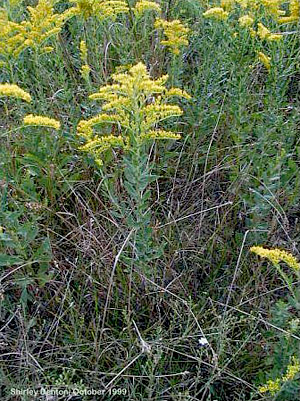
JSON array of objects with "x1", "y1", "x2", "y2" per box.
[{"x1": 0, "y1": 1, "x2": 299, "y2": 400}]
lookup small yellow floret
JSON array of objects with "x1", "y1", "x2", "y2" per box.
[
  {"x1": 80, "y1": 40, "x2": 88, "y2": 61},
  {"x1": 141, "y1": 129, "x2": 181, "y2": 141},
  {"x1": 41, "y1": 46, "x2": 54, "y2": 54},
  {"x1": 0, "y1": 83, "x2": 31, "y2": 102},
  {"x1": 23, "y1": 114, "x2": 61, "y2": 130},
  {"x1": 166, "y1": 88, "x2": 191, "y2": 99},
  {"x1": 250, "y1": 246, "x2": 300, "y2": 271},
  {"x1": 203, "y1": 7, "x2": 229, "y2": 21},
  {"x1": 257, "y1": 51, "x2": 271, "y2": 70},
  {"x1": 81, "y1": 64, "x2": 91, "y2": 80}
]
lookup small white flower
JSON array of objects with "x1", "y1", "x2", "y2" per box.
[{"x1": 199, "y1": 337, "x2": 209, "y2": 346}]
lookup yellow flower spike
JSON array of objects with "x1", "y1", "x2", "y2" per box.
[
  {"x1": 141, "y1": 130, "x2": 181, "y2": 141},
  {"x1": 79, "y1": 40, "x2": 88, "y2": 62},
  {"x1": 133, "y1": 1, "x2": 161, "y2": 16},
  {"x1": 23, "y1": 114, "x2": 61, "y2": 130},
  {"x1": 41, "y1": 46, "x2": 54, "y2": 53},
  {"x1": 166, "y1": 88, "x2": 191, "y2": 100},
  {"x1": 80, "y1": 64, "x2": 91, "y2": 80},
  {"x1": 77, "y1": 114, "x2": 121, "y2": 137},
  {"x1": 203, "y1": 7, "x2": 229, "y2": 21},
  {"x1": 70, "y1": 0, "x2": 94, "y2": 18},
  {"x1": 267, "y1": 33, "x2": 282, "y2": 41},
  {"x1": 256, "y1": 22, "x2": 282, "y2": 41},
  {"x1": 79, "y1": 134, "x2": 125, "y2": 166},
  {"x1": 0, "y1": 83, "x2": 31, "y2": 102},
  {"x1": 154, "y1": 18, "x2": 189, "y2": 55},
  {"x1": 79, "y1": 134, "x2": 124, "y2": 152},
  {"x1": 249, "y1": 28, "x2": 257, "y2": 37},
  {"x1": 257, "y1": 51, "x2": 271, "y2": 70},
  {"x1": 250, "y1": 246, "x2": 300, "y2": 271},
  {"x1": 257, "y1": 22, "x2": 271, "y2": 40}
]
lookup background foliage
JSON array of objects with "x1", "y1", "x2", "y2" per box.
[{"x1": 0, "y1": 0, "x2": 299, "y2": 400}]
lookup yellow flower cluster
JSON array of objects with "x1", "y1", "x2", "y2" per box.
[
  {"x1": 203, "y1": 0, "x2": 299, "y2": 27},
  {"x1": 238, "y1": 14, "x2": 254, "y2": 27},
  {"x1": 23, "y1": 114, "x2": 61, "y2": 130},
  {"x1": 69, "y1": 0, "x2": 129, "y2": 20},
  {"x1": 282, "y1": 356, "x2": 300, "y2": 382},
  {"x1": 250, "y1": 246, "x2": 300, "y2": 271},
  {"x1": 206, "y1": 0, "x2": 299, "y2": 26},
  {"x1": 0, "y1": 83, "x2": 31, "y2": 102},
  {"x1": 80, "y1": 135, "x2": 125, "y2": 166},
  {"x1": 134, "y1": 1, "x2": 161, "y2": 17},
  {"x1": 259, "y1": 357, "x2": 300, "y2": 395},
  {"x1": 258, "y1": 378, "x2": 281, "y2": 395},
  {"x1": 258, "y1": 51, "x2": 271, "y2": 70},
  {"x1": 203, "y1": 0, "x2": 299, "y2": 71},
  {"x1": 257, "y1": 22, "x2": 282, "y2": 41},
  {"x1": 154, "y1": 19, "x2": 190, "y2": 55},
  {"x1": 203, "y1": 7, "x2": 229, "y2": 20},
  {"x1": 0, "y1": 0, "x2": 73, "y2": 60},
  {"x1": 80, "y1": 40, "x2": 88, "y2": 61},
  {"x1": 78, "y1": 62, "x2": 189, "y2": 165},
  {"x1": 81, "y1": 64, "x2": 91, "y2": 80}
]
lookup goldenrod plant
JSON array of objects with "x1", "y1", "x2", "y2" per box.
[
  {"x1": 78, "y1": 62, "x2": 190, "y2": 273},
  {"x1": 154, "y1": 18, "x2": 190, "y2": 55},
  {"x1": 251, "y1": 246, "x2": 300, "y2": 399}
]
